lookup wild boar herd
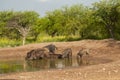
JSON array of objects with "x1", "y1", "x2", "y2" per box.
[{"x1": 25, "y1": 44, "x2": 89, "y2": 60}]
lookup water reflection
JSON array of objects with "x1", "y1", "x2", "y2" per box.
[
  {"x1": 0, "y1": 57, "x2": 112, "y2": 74},
  {"x1": 76, "y1": 57, "x2": 89, "y2": 66},
  {"x1": 0, "y1": 58, "x2": 74, "y2": 74},
  {"x1": 26, "y1": 58, "x2": 72, "y2": 69}
]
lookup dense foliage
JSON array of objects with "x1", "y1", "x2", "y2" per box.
[{"x1": 0, "y1": 0, "x2": 120, "y2": 47}]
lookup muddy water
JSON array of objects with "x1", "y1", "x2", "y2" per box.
[{"x1": 0, "y1": 57, "x2": 112, "y2": 74}]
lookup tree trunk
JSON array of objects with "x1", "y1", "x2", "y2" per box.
[
  {"x1": 22, "y1": 36, "x2": 26, "y2": 45},
  {"x1": 80, "y1": 31, "x2": 84, "y2": 39},
  {"x1": 34, "y1": 34, "x2": 38, "y2": 41},
  {"x1": 106, "y1": 25, "x2": 114, "y2": 39},
  {"x1": 109, "y1": 29, "x2": 114, "y2": 39}
]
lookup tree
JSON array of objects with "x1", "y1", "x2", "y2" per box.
[
  {"x1": 30, "y1": 18, "x2": 46, "y2": 41},
  {"x1": 44, "y1": 9, "x2": 64, "y2": 37},
  {"x1": 0, "y1": 11, "x2": 14, "y2": 38},
  {"x1": 93, "y1": 0, "x2": 120, "y2": 39},
  {"x1": 44, "y1": 4, "x2": 93, "y2": 39},
  {"x1": 60, "y1": 5, "x2": 91, "y2": 38},
  {"x1": 7, "y1": 11, "x2": 39, "y2": 45}
]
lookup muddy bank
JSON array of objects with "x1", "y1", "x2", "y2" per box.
[{"x1": 0, "y1": 39, "x2": 120, "y2": 80}]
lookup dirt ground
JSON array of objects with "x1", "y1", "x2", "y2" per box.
[{"x1": 0, "y1": 39, "x2": 120, "y2": 80}]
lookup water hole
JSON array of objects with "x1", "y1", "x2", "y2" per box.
[{"x1": 0, "y1": 56, "x2": 112, "y2": 74}]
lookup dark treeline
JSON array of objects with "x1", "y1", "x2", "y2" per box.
[{"x1": 0, "y1": 0, "x2": 120, "y2": 46}]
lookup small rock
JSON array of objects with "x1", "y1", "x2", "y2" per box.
[
  {"x1": 113, "y1": 70, "x2": 118, "y2": 73},
  {"x1": 78, "y1": 72, "x2": 81, "y2": 75},
  {"x1": 108, "y1": 71, "x2": 111, "y2": 75},
  {"x1": 84, "y1": 73, "x2": 87, "y2": 78},
  {"x1": 65, "y1": 72, "x2": 68, "y2": 75},
  {"x1": 102, "y1": 68, "x2": 106, "y2": 71}
]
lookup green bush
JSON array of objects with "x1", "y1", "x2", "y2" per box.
[
  {"x1": 36, "y1": 35, "x2": 81, "y2": 42},
  {"x1": 65, "y1": 36, "x2": 81, "y2": 41},
  {"x1": 0, "y1": 38, "x2": 21, "y2": 48},
  {"x1": 0, "y1": 36, "x2": 82, "y2": 48},
  {"x1": 37, "y1": 36, "x2": 66, "y2": 42}
]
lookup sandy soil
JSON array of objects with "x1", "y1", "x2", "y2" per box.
[{"x1": 0, "y1": 39, "x2": 120, "y2": 80}]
